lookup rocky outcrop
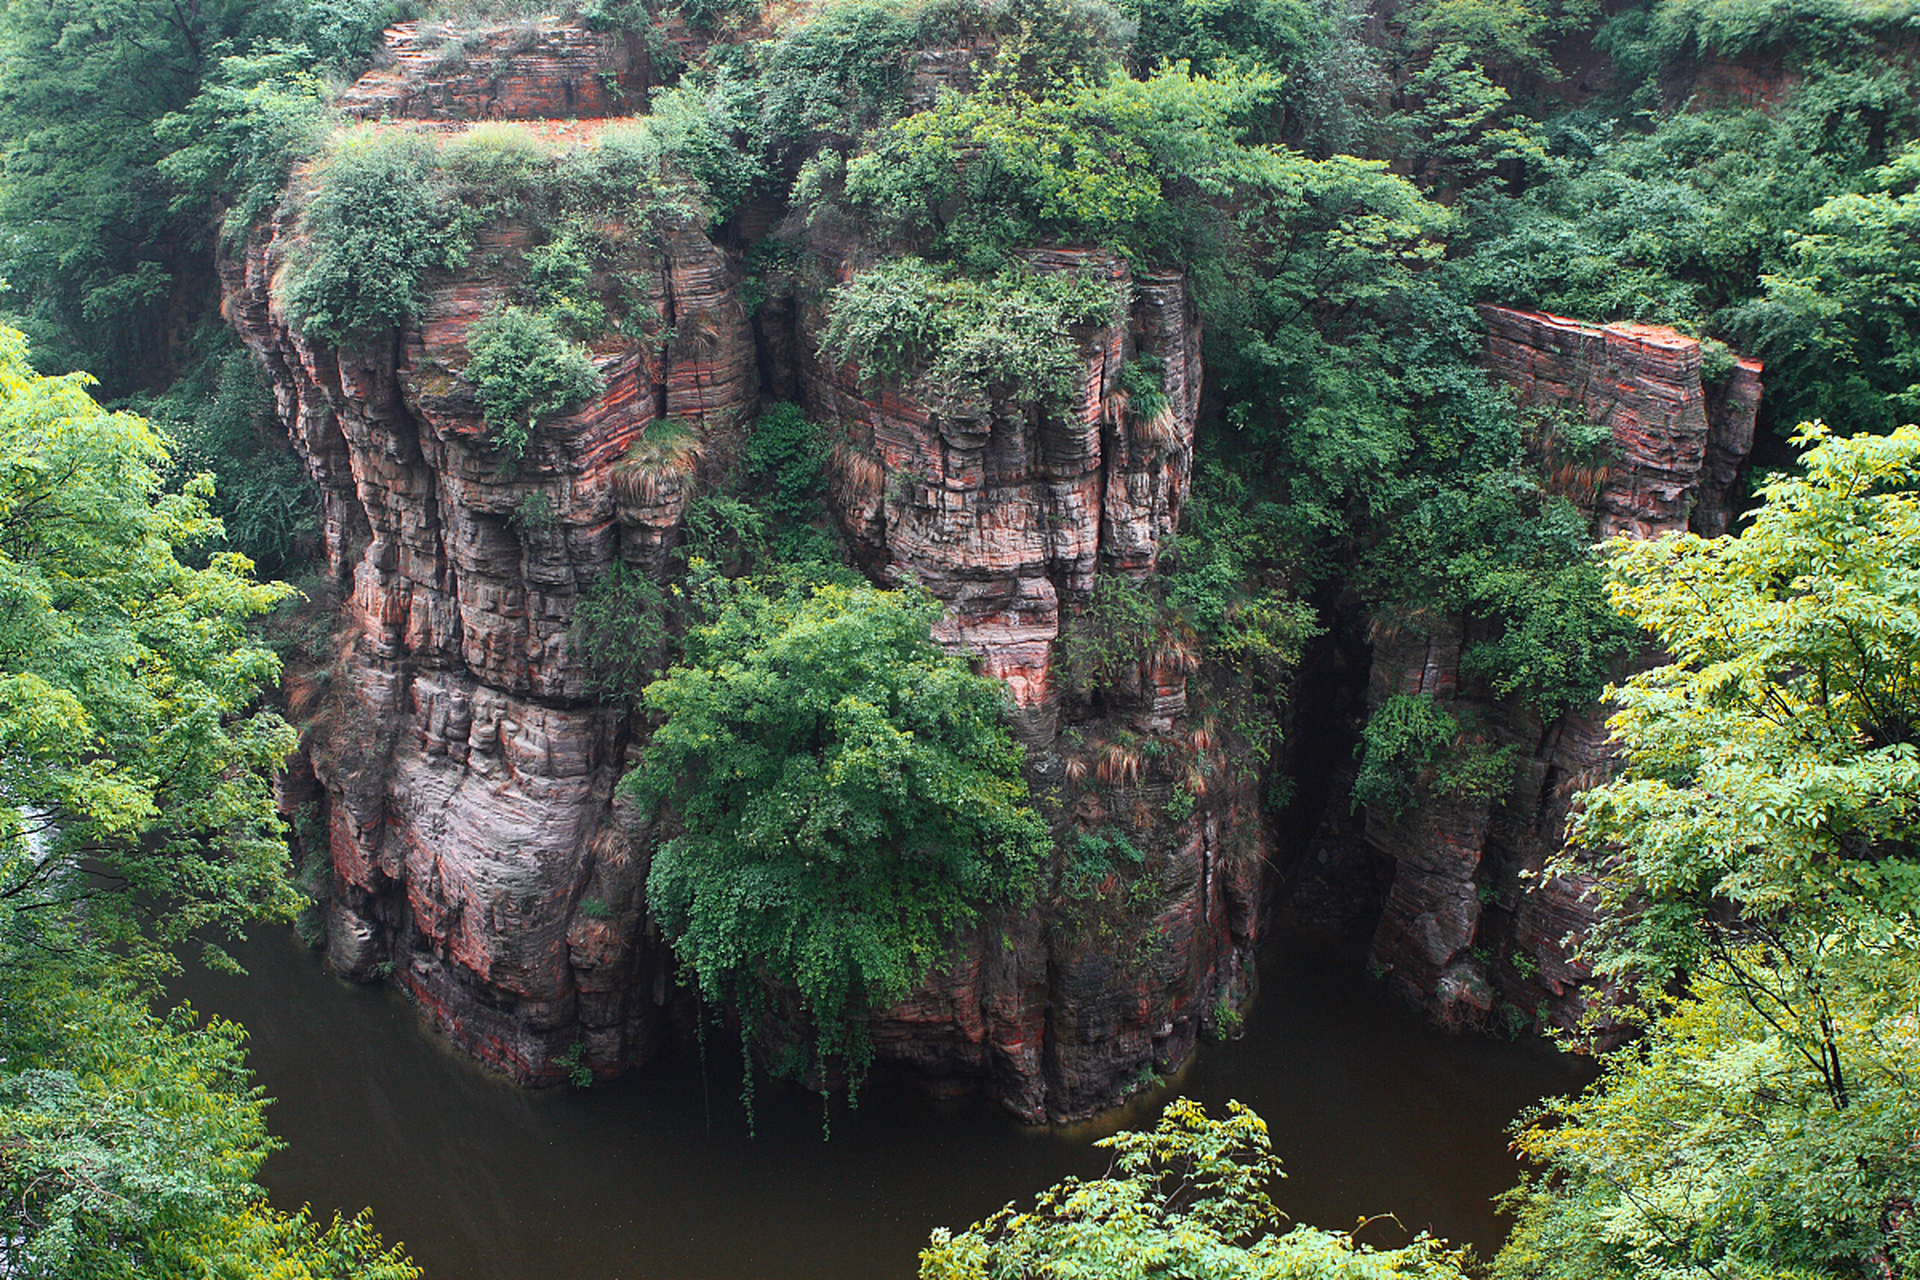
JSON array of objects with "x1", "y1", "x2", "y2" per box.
[
  {"x1": 1359, "y1": 307, "x2": 1760, "y2": 1032},
  {"x1": 340, "y1": 21, "x2": 652, "y2": 122},
  {"x1": 227, "y1": 25, "x2": 1254, "y2": 1121},
  {"x1": 869, "y1": 782, "x2": 1263, "y2": 1121},
  {"x1": 766, "y1": 238, "x2": 1256, "y2": 1118},
  {"x1": 796, "y1": 248, "x2": 1201, "y2": 743},
  {"x1": 225, "y1": 149, "x2": 757, "y2": 1081},
  {"x1": 769, "y1": 239, "x2": 1250, "y2": 1120}
]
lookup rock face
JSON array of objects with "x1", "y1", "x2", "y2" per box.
[
  {"x1": 771, "y1": 241, "x2": 1258, "y2": 1119},
  {"x1": 225, "y1": 25, "x2": 1258, "y2": 1121},
  {"x1": 224, "y1": 162, "x2": 758, "y2": 1081},
  {"x1": 1359, "y1": 307, "x2": 1760, "y2": 1032},
  {"x1": 794, "y1": 247, "x2": 1201, "y2": 740},
  {"x1": 340, "y1": 21, "x2": 652, "y2": 122}
]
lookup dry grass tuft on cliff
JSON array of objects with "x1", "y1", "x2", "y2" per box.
[{"x1": 615, "y1": 417, "x2": 706, "y2": 506}]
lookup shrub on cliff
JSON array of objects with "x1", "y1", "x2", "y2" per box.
[
  {"x1": 1364, "y1": 467, "x2": 1641, "y2": 718},
  {"x1": 822, "y1": 257, "x2": 1124, "y2": 415},
  {"x1": 627, "y1": 570, "x2": 1049, "y2": 1095},
  {"x1": 462, "y1": 305, "x2": 603, "y2": 459},
  {"x1": 278, "y1": 129, "x2": 473, "y2": 343}
]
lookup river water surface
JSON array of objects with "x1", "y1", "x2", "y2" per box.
[{"x1": 176, "y1": 930, "x2": 1590, "y2": 1279}]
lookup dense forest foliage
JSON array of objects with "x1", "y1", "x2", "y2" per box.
[
  {"x1": 1, "y1": 0, "x2": 1917, "y2": 1274},
  {"x1": 0, "y1": 330, "x2": 418, "y2": 1276}
]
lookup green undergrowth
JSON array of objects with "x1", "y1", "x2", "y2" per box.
[
  {"x1": 273, "y1": 93, "x2": 758, "y2": 348},
  {"x1": 822, "y1": 258, "x2": 1125, "y2": 416}
]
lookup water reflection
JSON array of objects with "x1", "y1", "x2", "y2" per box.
[{"x1": 175, "y1": 931, "x2": 1589, "y2": 1279}]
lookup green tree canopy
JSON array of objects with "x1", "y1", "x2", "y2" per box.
[
  {"x1": 0, "y1": 326, "x2": 298, "y2": 969},
  {"x1": 1575, "y1": 422, "x2": 1920, "y2": 1056},
  {"x1": 0, "y1": 980, "x2": 420, "y2": 1280},
  {"x1": 1498, "y1": 966, "x2": 1920, "y2": 1280},
  {"x1": 922, "y1": 1098, "x2": 1472, "y2": 1279},
  {"x1": 627, "y1": 569, "x2": 1049, "y2": 1086},
  {"x1": 1500, "y1": 420, "x2": 1920, "y2": 1280},
  {"x1": 0, "y1": 325, "x2": 415, "y2": 1276}
]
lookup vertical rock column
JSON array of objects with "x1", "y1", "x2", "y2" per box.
[
  {"x1": 222, "y1": 190, "x2": 757, "y2": 1082},
  {"x1": 1359, "y1": 307, "x2": 1760, "y2": 1032},
  {"x1": 798, "y1": 251, "x2": 1263, "y2": 1120}
]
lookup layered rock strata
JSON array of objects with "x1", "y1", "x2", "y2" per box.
[
  {"x1": 796, "y1": 248, "x2": 1202, "y2": 740},
  {"x1": 225, "y1": 166, "x2": 757, "y2": 1080},
  {"x1": 1360, "y1": 307, "x2": 1760, "y2": 1031},
  {"x1": 227, "y1": 25, "x2": 1256, "y2": 1120},
  {"x1": 340, "y1": 21, "x2": 652, "y2": 122},
  {"x1": 781, "y1": 248, "x2": 1257, "y2": 1116}
]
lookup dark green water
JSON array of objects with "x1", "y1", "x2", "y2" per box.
[{"x1": 176, "y1": 930, "x2": 1590, "y2": 1279}]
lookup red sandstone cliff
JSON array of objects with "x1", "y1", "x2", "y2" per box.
[
  {"x1": 339, "y1": 21, "x2": 654, "y2": 121},
  {"x1": 224, "y1": 22, "x2": 1256, "y2": 1121},
  {"x1": 777, "y1": 241, "x2": 1256, "y2": 1117},
  {"x1": 1359, "y1": 307, "x2": 1761, "y2": 1032},
  {"x1": 224, "y1": 93, "x2": 760, "y2": 1073},
  {"x1": 794, "y1": 247, "x2": 1201, "y2": 740}
]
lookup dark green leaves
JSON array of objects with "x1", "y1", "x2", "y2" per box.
[
  {"x1": 462, "y1": 305, "x2": 604, "y2": 458},
  {"x1": 279, "y1": 130, "x2": 472, "y2": 343}
]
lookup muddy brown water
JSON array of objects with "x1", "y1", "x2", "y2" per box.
[{"x1": 173, "y1": 930, "x2": 1592, "y2": 1280}]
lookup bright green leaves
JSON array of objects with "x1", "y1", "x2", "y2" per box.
[
  {"x1": 1503, "y1": 422, "x2": 1920, "y2": 1279},
  {"x1": 822, "y1": 257, "x2": 1124, "y2": 416},
  {"x1": 1498, "y1": 961, "x2": 1920, "y2": 1280},
  {"x1": 921, "y1": 1098, "x2": 1473, "y2": 1280},
  {"x1": 0, "y1": 326, "x2": 298, "y2": 971},
  {"x1": 1576, "y1": 422, "x2": 1920, "y2": 984},
  {"x1": 843, "y1": 63, "x2": 1292, "y2": 270},
  {"x1": 628, "y1": 572, "x2": 1048, "y2": 1086},
  {"x1": 0, "y1": 328, "x2": 415, "y2": 1276},
  {"x1": 462, "y1": 306, "x2": 604, "y2": 460}
]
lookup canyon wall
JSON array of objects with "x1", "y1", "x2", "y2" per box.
[
  {"x1": 782, "y1": 240, "x2": 1257, "y2": 1119},
  {"x1": 1359, "y1": 306, "x2": 1761, "y2": 1032},
  {"x1": 227, "y1": 13, "x2": 1760, "y2": 1109},
  {"x1": 226, "y1": 180, "x2": 758, "y2": 1078},
  {"x1": 226, "y1": 21, "x2": 1257, "y2": 1121},
  {"x1": 339, "y1": 21, "x2": 654, "y2": 122}
]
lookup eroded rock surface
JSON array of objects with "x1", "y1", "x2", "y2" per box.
[
  {"x1": 225, "y1": 162, "x2": 756, "y2": 1080},
  {"x1": 795, "y1": 248, "x2": 1201, "y2": 740},
  {"x1": 227, "y1": 24, "x2": 1255, "y2": 1120},
  {"x1": 340, "y1": 21, "x2": 652, "y2": 122},
  {"x1": 1359, "y1": 307, "x2": 1760, "y2": 1033}
]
